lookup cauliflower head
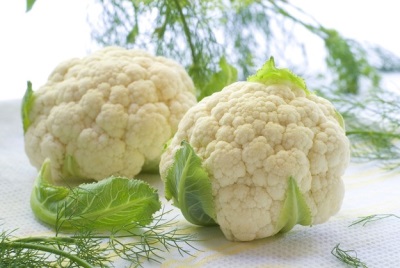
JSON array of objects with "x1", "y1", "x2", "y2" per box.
[
  {"x1": 160, "y1": 58, "x2": 350, "y2": 241},
  {"x1": 23, "y1": 46, "x2": 197, "y2": 183}
]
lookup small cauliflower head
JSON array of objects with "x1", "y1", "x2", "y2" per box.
[
  {"x1": 23, "y1": 46, "x2": 196, "y2": 183},
  {"x1": 160, "y1": 58, "x2": 350, "y2": 241}
]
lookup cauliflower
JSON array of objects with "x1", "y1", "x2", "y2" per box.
[
  {"x1": 22, "y1": 46, "x2": 197, "y2": 183},
  {"x1": 160, "y1": 58, "x2": 350, "y2": 241}
]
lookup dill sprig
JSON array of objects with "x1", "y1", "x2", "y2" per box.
[
  {"x1": 319, "y1": 86, "x2": 400, "y2": 170},
  {"x1": 331, "y1": 243, "x2": 368, "y2": 268},
  {"x1": 332, "y1": 214, "x2": 400, "y2": 267},
  {"x1": 86, "y1": 0, "x2": 400, "y2": 169},
  {"x1": 88, "y1": 0, "x2": 398, "y2": 97},
  {"x1": 1, "y1": 229, "x2": 105, "y2": 268},
  {"x1": 349, "y1": 214, "x2": 400, "y2": 227},
  {"x1": 0, "y1": 208, "x2": 198, "y2": 267},
  {"x1": 105, "y1": 209, "x2": 198, "y2": 266}
]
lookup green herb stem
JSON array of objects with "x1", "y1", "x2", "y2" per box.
[
  {"x1": 172, "y1": 0, "x2": 196, "y2": 66},
  {"x1": 13, "y1": 236, "x2": 76, "y2": 244},
  {"x1": 4, "y1": 241, "x2": 93, "y2": 268},
  {"x1": 349, "y1": 214, "x2": 400, "y2": 227},
  {"x1": 346, "y1": 130, "x2": 400, "y2": 140},
  {"x1": 1, "y1": 208, "x2": 198, "y2": 266}
]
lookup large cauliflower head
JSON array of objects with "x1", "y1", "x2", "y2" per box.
[
  {"x1": 23, "y1": 46, "x2": 196, "y2": 183},
  {"x1": 160, "y1": 58, "x2": 350, "y2": 241}
]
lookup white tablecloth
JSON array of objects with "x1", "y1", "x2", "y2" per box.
[{"x1": 1, "y1": 99, "x2": 399, "y2": 267}]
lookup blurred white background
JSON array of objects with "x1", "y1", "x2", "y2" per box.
[
  {"x1": 0, "y1": 0, "x2": 399, "y2": 101},
  {"x1": 0, "y1": 0, "x2": 92, "y2": 101}
]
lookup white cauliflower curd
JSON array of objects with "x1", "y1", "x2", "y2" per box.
[
  {"x1": 160, "y1": 58, "x2": 350, "y2": 241},
  {"x1": 22, "y1": 46, "x2": 197, "y2": 183}
]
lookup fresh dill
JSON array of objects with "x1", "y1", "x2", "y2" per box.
[
  {"x1": 349, "y1": 214, "x2": 400, "y2": 227},
  {"x1": 322, "y1": 88, "x2": 400, "y2": 170},
  {"x1": 332, "y1": 214, "x2": 400, "y2": 267},
  {"x1": 0, "y1": 208, "x2": 198, "y2": 267},
  {"x1": 88, "y1": 0, "x2": 397, "y2": 96},
  {"x1": 331, "y1": 243, "x2": 368, "y2": 268},
  {"x1": 87, "y1": 0, "x2": 400, "y2": 169}
]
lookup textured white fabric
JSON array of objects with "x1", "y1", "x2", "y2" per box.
[{"x1": 1, "y1": 99, "x2": 400, "y2": 267}]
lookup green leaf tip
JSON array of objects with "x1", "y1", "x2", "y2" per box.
[
  {"x1": 26, "y1": 0, "x2": 36, "y2": 12},
  {"x1": 247, "y1": 57, "x2": 311, "y2": 95},
  {"x1": 21, "y1": 81, "x2": 35, "y2": 134},
  {"x1": 34, "y1": 158, "x2": 70, "y2": 201},
  {"x1": 31, "y1": 159, "x2": 161, "y2": 230},
  {"x1": 165, "y1": 140, "x2": 217, "y2": 226},
  {"x1": 276, "y1": 176, "x2": 312, "y2": 233}
]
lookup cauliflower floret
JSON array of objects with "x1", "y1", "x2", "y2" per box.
[
  {"x1": 160, "y1": 58, "x2": 350, "y2": 241},
  {"x1": 24, "y1": 46, "x2": 197, "y2": 183}
]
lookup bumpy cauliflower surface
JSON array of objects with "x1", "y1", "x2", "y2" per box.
[
  {"x1": 160, "y1": 58, "x2": 350, "y2": 241},
  {"x1": 23, "y1": 46, "x2": 196, "y2": 183}
]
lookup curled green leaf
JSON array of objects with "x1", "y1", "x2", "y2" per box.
[
  {"x1": 21, "y1": 81, "x2": 35, "y2": 134},
  {"x1": 247, "y1": 57, "x2": 311, "y2": 95},
  {"x1": 30, "y1": 159, "x2": 161, "y2": 230},
  {"x1": 165, "y1": 140, "x2": 217, "y2": 226},
  {"x1": 276, "y1": 176, "x2": 312, "y2": 233}
]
